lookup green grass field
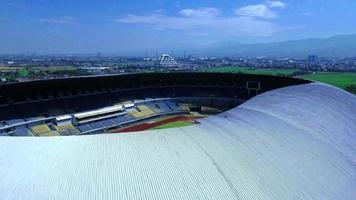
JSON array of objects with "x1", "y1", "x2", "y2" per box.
[
  {"x1": 299, "y1": 72, "x2": 356, "y2": 89},
  {"x1": 43, "y1": 66, "x2": 77, "y2": 72},
  {"x1": 151, "y1": 121, "x2": 194, "y2": 130},
  {"x1": 203, "y1": 66, "x2": 299, "y2": 76},
  {"x1": 203, "y1": 66, "x2": 356, "y2": 92}
]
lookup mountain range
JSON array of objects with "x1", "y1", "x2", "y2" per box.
[{"x1": 199, "y1": 34, "x2": 356, "y2": 58}]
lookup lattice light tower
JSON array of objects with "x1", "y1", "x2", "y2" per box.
[{"x1": 159, "y1": 54, "x2": 178, "y2": 67}]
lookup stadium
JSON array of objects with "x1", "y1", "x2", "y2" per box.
[
  {"x1": 0, "y1": 73, "x2": 355, "y2": 199},
  {"x1": 0, "y1": 73, "x2": 309, "y2": 136}
]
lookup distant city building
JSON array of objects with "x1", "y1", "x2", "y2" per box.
[{"x1": 308, "y1": 55, "x2": 317, "y2": 66}]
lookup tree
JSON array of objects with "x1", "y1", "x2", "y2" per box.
[
  {"x1": 18, "y1": 68, "x2": 30, "y2": 77},
  {"x1": 345, "y1": 84, "x2": 356, "y2": 94}
]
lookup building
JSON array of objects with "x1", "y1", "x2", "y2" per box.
[
  {"x1": 0, "y1": 73, "x2": 355, "y2": 200},
  {"x1": 308, "y1": 55, "x2": 317, "y2": 66}
]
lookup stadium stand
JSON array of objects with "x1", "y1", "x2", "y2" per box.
[
  {"x1": 77, "y1": 125, "x2": 92, "y2": 133},
  {"x1": 0, "y1": 73, "x2": 311, "y2": 136},
  {"x1": 123, "y1": 115, "x2": 134, "y2": 121},
  {"x1": 0, "y1": 98, "x2": 233, "y2": 136},
  {"x1": 128, "y1": 105, "x2": 156, "y2": 119},
  {"x1": 144, "y1": 100, "x2": 172, "y2": 113},
  {"x1": 9, "y1": 126, "x2": 31, "y2": 136},
  {"x1": 56, "y1": 124, "x2": 80, "y2": 136},
  {"x1": 30, "y1": 124, "x2": 57, "y2": 136},
  {"x1": 166, "y1": 100, "x2": 183, "y2": 111}
]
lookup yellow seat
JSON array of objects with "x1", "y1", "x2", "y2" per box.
[
  {"x1": 137, "y1": 105, "x2": 155, "y2": 115},
  {"x1": 31, "y1": 124, "x2": 51, "y2": 135},
  {"x1": 30, "y1": 124, "x2": 60, "y2": 136},
  {"x1": 57, "y1": 124, "x2": 76, "y2": 131},
  {"x1": 56, "y1": 124, "x2": 80, "y2": 135},
  {"x1": 129, "y1": 105, "x2": 155, "y2": 119}
]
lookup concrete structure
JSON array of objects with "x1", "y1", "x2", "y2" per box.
[{"x1": 0, "y1": 82, "x2": 355, "y2": 199}]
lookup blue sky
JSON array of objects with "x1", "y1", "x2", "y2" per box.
[{"x1": 0, "y1": 0, "x2": 356, "y2": 55}]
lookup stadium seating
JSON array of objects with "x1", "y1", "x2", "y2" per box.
[
  {"x1": 31, "y1": 124, "x2": 50, "y2": 134},
  {"x1": 30, "y1": 124, "x2": 60, "y2": 136},
  {"x1": 144, "y1": 101, "x2": 172, "y2": 113},
  {"x1": 54, "y1": 124, "x2": 78, "y2": 136},
  {"x1": 112, "y1": 116, "x2": 127, "y2": 124},
  {"x1": 0, "y1": 97, "x2": 235, "y2": 136},
  {"x1": 77, "y1": 125, "x2": 92, "y2": 133},
  {"x1": 165, "y1": 101, "x2": 181, "y2": 111},
  {"x1": 128, "y1": 105, "x2": 155, "y2": 119},
  {"x1": 123, "y1": 115, "x2": 134, "y2": 121},
  {"x1": 14, "y1": 126, "x2": 31, "y2": 136}
]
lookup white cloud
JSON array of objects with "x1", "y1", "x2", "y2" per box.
[
  {"x1": 115, "y1": 9, "x2": 277, "y2": 37},
  {"x1": 179, "y1": 8, "x2": 220, "y2": 18},
  {"x1": 114, "y1": 3, "x2": 289, "y2": 38},
  {"x1": 267, "y1": 1, "x2": 286, "y2": 8},
  {"x1": 234, "y1": 1, "x2": 286, "y2": 19},
  {"x1": 38, "y1": 16, "x2": 75, "y2": 24},
  {"x1": 235, "y1": 4, "x2": 277, "y2": 19}
]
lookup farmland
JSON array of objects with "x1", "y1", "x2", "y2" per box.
[
  {"x1": 298, "y1": 72, "x2": 356, "y2": 89},
  {"x1": 202, "y1": 66, "x2": 300, "y2": 76}
]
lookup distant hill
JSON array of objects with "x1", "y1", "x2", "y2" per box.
[{"x1": 202, "y1": 34, "x2": 356, "y2": 57}]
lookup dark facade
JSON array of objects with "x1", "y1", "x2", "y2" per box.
[{"x1": 0, "y1": 73, "x2": 310, "y2": 104}]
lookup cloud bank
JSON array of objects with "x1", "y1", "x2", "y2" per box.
[{"x1": 115, "y1": 1, "x2": 286, "y2": 37}]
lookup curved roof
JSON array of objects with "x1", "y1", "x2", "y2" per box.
[{"x1": 0, "y1": 83, "x2": 355, "y2": 200}]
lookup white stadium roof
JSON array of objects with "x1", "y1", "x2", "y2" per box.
[{"x1": 0, "y1": 83, "x2": 355, "y2": 200}]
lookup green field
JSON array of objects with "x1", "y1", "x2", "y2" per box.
[
  {"x1": 299, "y1": 72, "x2": 356, "y2": 89},
  {"x1": 203, "y1": 66, "x2": 299, "y2": 76},
  {"x1": 42, "y1": 66, "x2": 77, "y2": 72},
  {"x1": 151, "y1": 121, "x2": 194, "y2": 130},
  {"x1": 203, "y1": 66, "x2": 356, "y2": 93}
]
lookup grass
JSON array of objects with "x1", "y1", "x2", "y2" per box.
[
  {"x1": 203, "y1": 66, "x2": 356, "y2": 91},
  {"x1": 299, "y1": 72, "x2": 356, "y2": 89},
  {"x1": 203, "y1": 66, "x2": 299, "y2": 76},
  {"x1": 151, "y1": 121, "x2": 195, "y2": 130},
  {"x1": 33, "y1": 66, "x2": 77, "y2": 72},
  {"x1": 0, "y1": 66, "x2": 77, "y2": 72},
  {"x1": 46, "y1": 66, "x2": 77, "y2": 72}
]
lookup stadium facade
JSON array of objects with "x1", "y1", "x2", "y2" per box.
[{"x1": 0, "y1": 73, "x2": 355, "y2": 200}]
